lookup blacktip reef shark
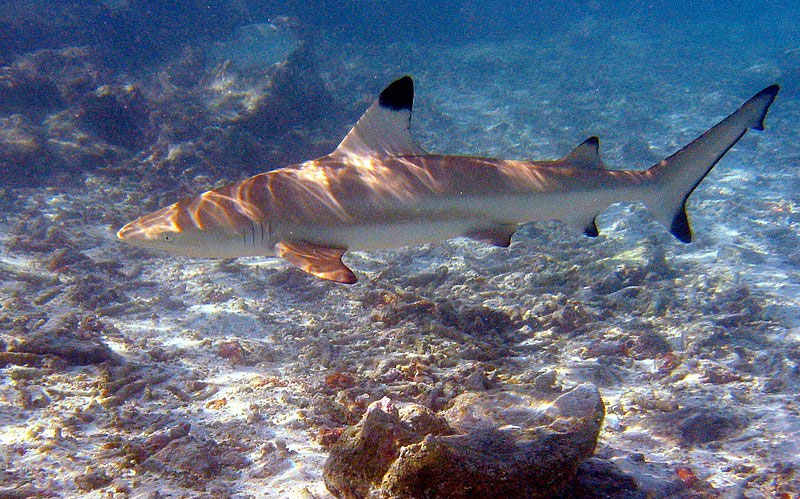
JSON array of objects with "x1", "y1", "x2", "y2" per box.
[{"x1": 117, "y1": 77, "x2": 779, "y2": 284}]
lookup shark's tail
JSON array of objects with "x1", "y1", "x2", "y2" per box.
[{"x1": 645, "y1": 85, "x2": 779, "y2": 242}]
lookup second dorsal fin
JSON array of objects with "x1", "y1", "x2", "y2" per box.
[
  {"x1": 562, "y1": 136, "x2": 604, "y2": 170},
  {"x1": 332, "y1": 76, "x2": 427, "y2": 157}
]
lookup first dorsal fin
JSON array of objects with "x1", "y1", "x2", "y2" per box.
[
  {"x1": 333, "y1": 76, "x2": 427, "y2": 157},
  {"x1": 562, "y1": 136, "x2": 604, "y2": 170}
]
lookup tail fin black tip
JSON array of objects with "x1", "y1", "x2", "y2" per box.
[
  {"x1": 756, "y1": 84, "x2": 781, "y2": 100},
  {"x1": 670, "y1": 207, "x2": 692, "y2": 243},
  {"x1": 751, "y1": 84, "x2": 780, "y2": 131}
]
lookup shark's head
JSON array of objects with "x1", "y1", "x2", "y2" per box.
[
  {"x1": 116, "y1": 201, "x2": 206, "y2": 256},
  {"x1": 117, "y1": 188, "x2": 271, "y2": 258}
]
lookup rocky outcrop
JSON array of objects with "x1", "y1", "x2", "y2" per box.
[
  {"x1": 12, "y1": 312, "x2": 118, "y2": 365},
  {"x1": 0, "y1": 26, "x2": 337, "y2": 187},
  {"x1": 77, "y1": 84, "x2": 151, "y2": 150},
  {"x1": 324, "y1": 384, "x2": 605, "y2": 499}
]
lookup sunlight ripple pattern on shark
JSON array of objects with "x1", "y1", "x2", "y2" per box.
[{"x1": 117, "y1": 76, "x2": 779, "y2": 283}]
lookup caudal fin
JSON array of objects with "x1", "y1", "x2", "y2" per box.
[{"x1": 646, "y1": 85, "x2": 779, "y2": 243}]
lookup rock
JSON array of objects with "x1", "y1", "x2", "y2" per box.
[
  {"x1": 17, "y1": 384, "x2": 51, "y2": 409},
  {"x1": 0, "y1": 47, "x2": 125, "y2": 184},
  {"x1": 323, "y1": 404, "x2": 424, "y2": 498},
  {"x1": 228, "y1": 43, "x2": 334, "y2": 144},
  {"x1": 0, "y1": 1, "x2": 245, "y2": 68},
  {"x1": 324, "y1": 384, "x2": 605, "y2": 498},
  {"x1": 78, "y1": 84, "x2": 150, "y2": 149},
  {"x1": 13, "y1": 313, "x2": 116, "y2": 365},
  {"x1": 549, "y1": 383, "x2": 604, "y2": 418},
  {"x1": 677, "y1": 410, "x2": 746, "y2": 445},
  {"x1": 64, "y1": 274, "x2": 127, "y2": 310},
  {"x1": 463, "y1": 368, "x2": 489, "y2": 391},
  {"x1": 631, "y1": 330, "x2": 672, "y2": 358},
  {"x1": 0, "y1": 68, "x2": 61, "y2": 114},
  {"x1": 74, "y1": 468, "x2": 112, "y2": 492},
  {"x1": 395, "y1": 403, "x2": 451, "y2": 437},
  {"x1": 554, "y1": 458, "x2": 646, "y2": 499},
  {"x1": 533, "y1": 370, "x2": 559, "y2": 391},
  {"x1": 0, "y1": 69, "x2": 62, "y2": 115},
  {"x1": 0, "y1": 46, "x2": 105, "y2": 118},
  {"x1": 442, "y1": 391, "x2": 550, "y2": 432},
  {"x1": 141, "y1": 433, "x2": 250, "y2": 486},
  {"x1": 0, "y1": 114, "x2": 54, "y2": 182},
  {"x1": 0, "y1": 352, "x2": 42, "y2": 368},
  {"x1": 13, "y1": 47, "x2": 106, "y2": 104},
  {"x1": 161, "y1": 46, "x2": 206, "y2": 88}
]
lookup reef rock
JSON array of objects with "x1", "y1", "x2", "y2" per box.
[
  {"x1": 555, "y1": 458, "x2": 647, "y2": 499},
  {"x1": 324, "y1": 384, "x2": 605, "y2": 499},
  {"x1": 13, "y1": 313, "x2": 117, "y2": 365},
  {"x1": 78, "y1": 84, "x2": 150, "y2": 149},
  {"x1": 0, "y1": 46, "x2": 125, "y2": 183},
  {"x1": 0, "y1": 68, "x2": 61, "y2": 116},
  {"x1": 0, "y1": 114, "x2": 53, "y2": 181},
  {"x1": 0, "y1": 46, "x2": 105, "y2": 115},
  {"x1": 13, "y1": 47, "x2": 106, "y2": 104}
]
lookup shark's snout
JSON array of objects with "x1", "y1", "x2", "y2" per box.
[
  {"x1": 116, "y1": 219, "x2": 156, "y2": 246},
  {"x1": 116, "y1": 203, "x2": 185, "y2": 246},
  {"x1": 116, "y1": 223, "x2": 134, "y2": 241}
]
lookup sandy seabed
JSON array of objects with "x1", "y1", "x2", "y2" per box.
[{"x1": 1, "y1": 18, "x2": 799, "y2": 499}]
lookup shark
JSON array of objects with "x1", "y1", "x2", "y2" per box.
[{"x1": 117, "y1": 76, "x2": 779, "y2": 284}]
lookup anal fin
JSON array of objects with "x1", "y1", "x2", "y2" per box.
[
  {"x1": 465, "y1": 225, "x2": 517, "y2": 247},
  {"x1": 275, "y1": 240, "x2": 357, "y2": 284}
]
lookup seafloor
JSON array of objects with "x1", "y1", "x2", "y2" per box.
[{"x1": 1, "y1": 10, "x2": 799, "y2": 499}]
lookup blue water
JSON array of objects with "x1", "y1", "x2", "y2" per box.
[{"x1": 1, "y1": 1, "x2": 799, "y2": 497}]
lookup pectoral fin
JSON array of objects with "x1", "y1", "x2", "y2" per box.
[{"x1": 275, "y1": 240, "x2": 357, "y2": 284}]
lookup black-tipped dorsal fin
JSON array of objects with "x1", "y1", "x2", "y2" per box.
[
  {"x1": 562, "y1": 137, "x2": 604, "y2": 170},
  {"x1": 333, "y1": 76, "x2": 426, "y2": 157}
]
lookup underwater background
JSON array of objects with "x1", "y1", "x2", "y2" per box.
[{"x1": 1, "y1": 0, "x2": 799, "y2": 497}]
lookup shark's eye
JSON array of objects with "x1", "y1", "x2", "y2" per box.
[{"x1": 163, "y1": 234, "x2": 172, "y2": 242}]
